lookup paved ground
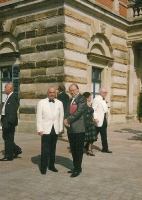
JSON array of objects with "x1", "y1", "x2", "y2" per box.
[{"x1": 0, "y1": 122, "x2": 142, "y2": 200}]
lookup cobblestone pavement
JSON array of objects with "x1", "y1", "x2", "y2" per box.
[{"x1": 0, "y1": 122, "x2": 142, "y2": 200}]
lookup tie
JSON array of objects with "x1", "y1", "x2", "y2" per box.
[{"x1": 49, "y1": 99, "x2": 55, "y2": 103}]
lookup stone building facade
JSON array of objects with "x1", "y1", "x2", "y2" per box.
[{"x1": 0, "y1": 0, "x2": 141, "y2": 133}]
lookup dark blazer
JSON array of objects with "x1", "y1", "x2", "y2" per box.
[
  {"x1": 65, "y1": 93, "x2": 87, "y2": 134},
  {"x1": 1, "y1": 93, "x2": 19, "y2": 129},
  {"x1": 57, "y1": 91, "x2": 69, "y2": 112}
]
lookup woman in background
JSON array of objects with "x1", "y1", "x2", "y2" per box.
[{"x1": 83, "y1": 92, "x2": 97, "y2": 156}]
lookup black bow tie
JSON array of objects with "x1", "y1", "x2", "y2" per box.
[{"x1": 49, "y1": 99, "x2": 55, "y2": 103}]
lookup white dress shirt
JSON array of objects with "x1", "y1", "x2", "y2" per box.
[
  {"x1": 1, "y1": 92, "x2": 13, "y2": 115},
  {"x1": 49, "y1": 98, "x2": 55, "y2": 113},
  {"x1": 71, "y1": 93, "x2": 79, "y2": 104}
]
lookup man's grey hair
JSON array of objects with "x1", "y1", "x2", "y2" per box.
[
  {"x1": 69, "y1": 83, "x2": 79, "y2": 90},
  {"x1": 47, "y1": 86, "x2": 56, "y2": 92},
  {"x1": 99, "y1": 87, "x2": 107, "y2": 93},
  {"x1": 6, "y1": 82, "x2": 14, "y2": 91}
]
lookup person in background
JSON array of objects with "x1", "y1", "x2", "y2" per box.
[
  {"x1": 83, "y1": 92, "x2": 97, "y2": 156},
  {"x1": 64, "y1": 84, "x2": 87, "y2": 178},
  {"x1": 57, "y1": 83, "x2": 69, "y2": 113},
  {"x1": 37, "y1": 86, "x2": 64, "y2": 175},
  {"x1": 92, "y1": 88, "x2": 112, "y2": 153},
  {"x1": 0, "y1": 82, "x2": 22, "y2": 161}
]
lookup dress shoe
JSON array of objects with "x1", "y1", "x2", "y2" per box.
[
  {"x1": 14, "y1": 150, "x2": 22, "y2": 158},
  {"x1": 0, "y1": 157, "x2": 13, "y2": 161},
  {"x1": 41, "y1": 172, "x2": 46, "y2": 175},
  {"x1": 68, "y1": 169, "x2": 74, "y2": 173},
  {"x1": 68, "y1": 168, "x2": 82, "y2": 173},
  {"x1": 102, "y1": 149, "x2": 112, "y2": 153},
  {"x1": 49, "y1": 167, "x2": 58, "y2": 172},
  {"x1": 70, "y1": 171, "x2": 80, "y2": 178},
  {"x1": 86, "y1": 150, "x2": 95, "y2": 156}
]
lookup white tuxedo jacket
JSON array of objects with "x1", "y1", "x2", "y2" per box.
[
  {"x1": 92, "y1": 95, "x2": 108, "y2": 127},
  {"x1": 36, "y1": 98, "x2": 64, "y2": 134}
]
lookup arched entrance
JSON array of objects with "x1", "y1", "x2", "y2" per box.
[{"x1": 87, "y1": 34, "x2": 114, "y2": 106}]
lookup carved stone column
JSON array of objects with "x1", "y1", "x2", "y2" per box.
[{"x1": 126, "y1": 41, "x2": 135, "y2": 122}]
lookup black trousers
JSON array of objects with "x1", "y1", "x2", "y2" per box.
[
  {"x1": 2, "y1": 126, "x2": 21, "y2": 160},
  {"x1": 41, "y1": 126, "x2": 58, "y2": 173},
  {"x1": 68, "y1": 132, "x2": 85, "y2": 173},
  {"x1": 95, "y1": 114, "x2": 108, "y2": 151}
]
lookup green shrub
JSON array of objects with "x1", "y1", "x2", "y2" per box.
[
  {"x1": 137, "y1": 92, "x2": 142, "y2": 121},
  {"x1": 136, "y1": 0, "x2": 142, "y2": 4}
]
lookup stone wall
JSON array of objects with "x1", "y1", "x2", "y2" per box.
[{"x1": 63, "y1": 1, "x2": 130, "y2": 124}]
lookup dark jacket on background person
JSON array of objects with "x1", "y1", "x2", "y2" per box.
[
  {"x1": 1, "y1": 93, "x2": 19, "y2": 128},
  {"x1": 57, "y1": 91, "x2": 69, "y2": 113},
  {"x1": 1, "y1": 92, "x2": 21, "y2": 161}
]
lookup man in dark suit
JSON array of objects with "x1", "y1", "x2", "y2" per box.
[
  {"x1": 0, "y1": 82, "x2": 22, "y2": 161},
  {"x1": 57, "y1": 83, "x2": 69, "y2": 113},
  {"x1": 64, "y1": 84, "x2": 87, "y2": 178}
]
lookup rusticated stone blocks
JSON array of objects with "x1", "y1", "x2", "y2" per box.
[
  {"x1": 31, "y1": 68, "x2": 46, "y2": 76},
  {"x1": 20, "y1": 62, "x2": 36, "y2": 69},
  {"x1": 36, "y1": 74, "x2": 65, "y2": 83},
  {"x1": 26, "y1": 30, "x2": 36, "y2": 39},
  {"x1": 110, "y1": 108, "x2": 127, "y2": 114},
  {"x1": 111, "y1": 95, "x2": 127, "y2": 102},
  {"x1": 19, "y1": 47, "x2": 36, "y2": 54},
  {"x1": 36, "y1": 59, "x2": 58, "y2": 68},
  {"x1": 19, "y1": 106, "x2": 36, "y2": 114},
  {"x1": 19, "y1": 92, "x2": 35, "y2": 99}
]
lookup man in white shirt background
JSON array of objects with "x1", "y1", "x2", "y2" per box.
[{"x1": 92, "y1": 88, "x2": 112, "y2": 153}]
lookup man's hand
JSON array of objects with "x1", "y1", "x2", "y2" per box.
[
  {"x1": 65, "y1": 123, "x2": 70, "y2": 127},
  {"x1": 94, "y1": 119, "x2": 99, "y2": 124},
  {"x1": 59, "y1": 131, "x2": 64, "y2": 134},
  {"x1": 64, "y1": 119, "x2": 70, "y2": 127},
  {"x1": 64, "y1": 119, "x2": 68, "y2": 125},
  {"x1": 38, "y1": 131, "x2": 43, "y2": 136}
]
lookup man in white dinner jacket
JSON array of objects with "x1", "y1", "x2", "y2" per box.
[
  {"x1": 37, "y1": 86, "x2": 64, "y2": 174},
  {"x1": 92, "y1": 88, "x2": 112, "y2": 153}
]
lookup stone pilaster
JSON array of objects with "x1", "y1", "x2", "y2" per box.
[{"x1": 126, "y1": 41, "x2": 135, "y2": 122}]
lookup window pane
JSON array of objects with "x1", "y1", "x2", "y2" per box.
[
  {"x1": 92, "y1": 68, "x2": 101, "y2": 80},
  {"x1": 95, "y1": 83, "x2": 100, "y2": 93},
  {"x1": 2, "y1": 82, "x2": 6, "y2": 92},
  {"x1": 1, "y1": 67, "x2": 12, "y2": 103},
  {"x1": 2, "y1": 93, "x2": 7, "y2": 102},
  {"x1": 92, "y1": 67, "x2": 102, "y2": 98},
  {"x1": 91, "y1": 83, "x2": 93, "y2": 93}
]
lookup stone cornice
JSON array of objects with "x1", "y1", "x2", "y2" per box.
[
  {"x1": 87, "y1": 52, "x2": 114, "y2": 66},
  {"x1": 64, "y1": 0, "x2": 129, "y2": 30},
  {"x1": 0, "y1": 0, "x2": 64, "y2": 19},
  {"x1": 0, "y1": 52, "x2": 20, "y2": 61}
]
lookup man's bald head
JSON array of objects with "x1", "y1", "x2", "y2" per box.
[{"x1": 47, "y1": 86, "x2": 56, "y2": 99}]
